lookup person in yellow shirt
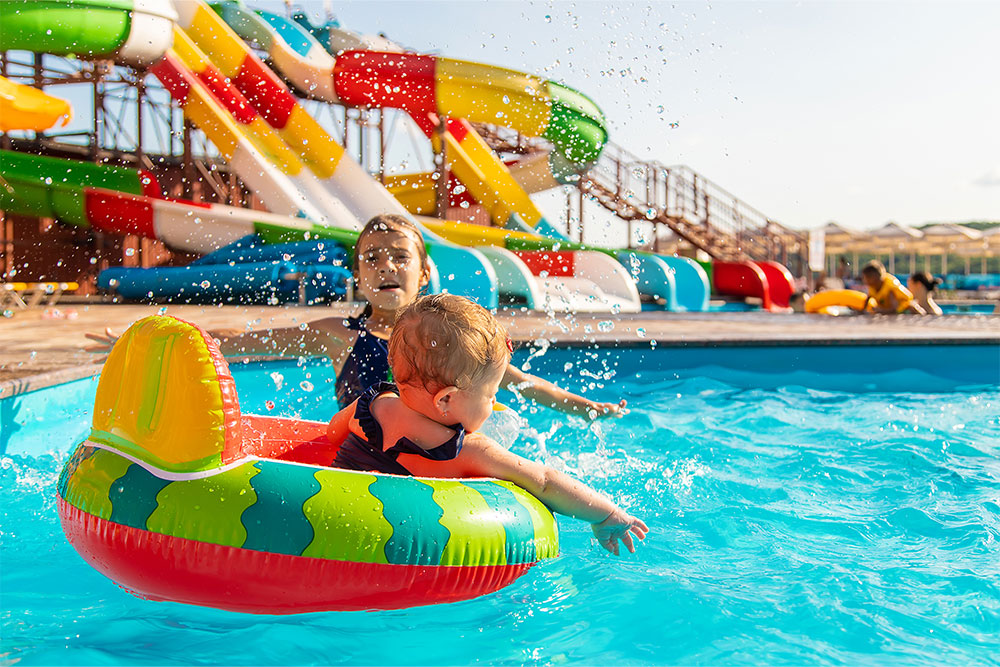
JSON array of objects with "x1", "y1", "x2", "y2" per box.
[{"x1": 860, "y1": 260, "x2": 924, "y2": 314}]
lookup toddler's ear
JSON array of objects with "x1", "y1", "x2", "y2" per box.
[{"x1": 433, "y1": 385, "x2": 460, "y2": 417}]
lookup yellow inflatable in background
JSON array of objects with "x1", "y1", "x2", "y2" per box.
[
  {"x1": 805, "y1": 289, "x2": 874, "y2": 315},
  {"x1": 0, "y1": 76, "x2": 72, "y2": 132}
]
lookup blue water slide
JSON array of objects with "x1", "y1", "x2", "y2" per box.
[
  {"x1": 617, "y1": 251, "x2": 678, "y2": 311},
  {"x1": 656, "y1": 255, "x2": 710, "y2": 311},
  {"x1": 99, "y1": 261, "x2": 349, "y2": 304},
  {"x1": 193, "y1": 236, "x2": 347, "y2": 267}
]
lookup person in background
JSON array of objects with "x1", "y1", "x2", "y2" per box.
[
  {"x1": 860, "y1": 260, "x2": 923, "y2": 314},
  {"x1": 908, "y1": 271, "x2": 944, "y2": 315},
  {"x1": 789, "y1": 291, "x2": 810, "y2": 313}
]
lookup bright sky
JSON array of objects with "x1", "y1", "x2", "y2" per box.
[{"x1": 273, "y1": 0, "x2": 998, "y2": 235}]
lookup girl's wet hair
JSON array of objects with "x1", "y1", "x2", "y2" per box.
[
  {"x1": 352, "y1": 214, "x2": 429, "y2": 278},
  {"x1": 389, "y1": 294, "x2": 512, "y2": 392},
  {"x1": 909, "y1": 271, "x2": 942, "y2": 291}
]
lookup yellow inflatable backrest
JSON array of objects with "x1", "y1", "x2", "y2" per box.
[{"x1": 90, "y1": 316, "x2": 243, "y2": 473}]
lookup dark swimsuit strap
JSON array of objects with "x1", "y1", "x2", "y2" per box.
[{"x1": 353, "y1": 382, "x2": 465, "y2": 458}]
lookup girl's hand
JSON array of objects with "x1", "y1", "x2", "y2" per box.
[
  {"x1": 591, "y1": 509, "x2": 649, "y2": 555},
  {"x1": 84, "y1": 327, "x2": 119, "y2": 359},
  {"x1": 586, "y1": 399, "x2": 629, "y2": 419}
]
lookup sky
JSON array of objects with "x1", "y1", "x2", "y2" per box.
[{"x1": 265, "y1": 0, "x2": 998, "y2": 235}]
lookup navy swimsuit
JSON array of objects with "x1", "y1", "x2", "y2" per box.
[
  {"x1": 334, "y1": 382, "x2": 465, "y2": 476},
  {"x1": 335, "y1": 316, "x2": 391, "y2": 408}
]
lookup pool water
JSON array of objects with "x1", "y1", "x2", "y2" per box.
[{"x1": 2, "y1": 354, "x2": 999, "y2": 665}]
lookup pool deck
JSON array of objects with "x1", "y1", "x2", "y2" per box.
[{"x1": 0, "y1": 302, "x2": 997, "y2": 391}]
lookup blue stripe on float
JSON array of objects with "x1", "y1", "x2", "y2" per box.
[
  {"x1": 107, "y1": 463, "x2": 172, "y2": 529},
  {"x1": 369, "y1": 475, "x2": 450, "y2": 565},
  {"x1": 241, "y1": 460, "x2": 319, "y2": 555}
]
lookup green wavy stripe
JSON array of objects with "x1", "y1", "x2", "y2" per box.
[
  {"x1": 302, "y1": 469, "x2": 393, "y2": 563},
  {"x1": 147, "y1": 464, "x2": 259, "y2": 548},
  {"x1": 60, "y1": 447, "x2": 133, "y2": 520},
  {"x1": 464, "y1": 480, "x2": 538, "y2": 565},
  {"x1": 428, "y1": 480, "x2": 508, "y2": 567}
]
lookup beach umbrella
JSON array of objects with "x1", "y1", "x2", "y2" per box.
[
  {"x1": 866, "y1": 222, "x2": 924, "y2": 273},
  {"x1": 919, "y1": 224, "x2": 983, "y2": 274}
]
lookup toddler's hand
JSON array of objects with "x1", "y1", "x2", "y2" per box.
[
  {"x1": 587, "y1": 399, "x2": 629, "y2": 419},
  {"x1": 592, "y1": 509, "x2": 648, "y2": 556}
]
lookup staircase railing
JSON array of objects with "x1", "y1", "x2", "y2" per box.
[{"x1": 473, "y1": 123, "x2": 806, "y2": 264}]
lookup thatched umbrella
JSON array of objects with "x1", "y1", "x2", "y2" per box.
[
  {"x1": 920, "y1": 224, "x2": 984, "y2": 274},
  {"x1": 866, "y1": 222, "x2": 924, "y2": 274}
]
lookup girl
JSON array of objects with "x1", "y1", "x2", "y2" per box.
[
  {"x1": 330, "y1": 293, "x2": 648, "y2": 555},
  {"x1": 907, "y1": 271, "x2": 943, "y2": 315},
  {"x1": 87, "y1": 214, "x2": 628, "y2": 418}
]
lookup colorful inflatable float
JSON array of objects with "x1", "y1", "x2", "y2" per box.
[{"x1": 57, "y1": 316, "x2": 558, "y2": 613}]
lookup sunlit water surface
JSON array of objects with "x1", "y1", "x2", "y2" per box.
[{"x1": 3, "y1": 362, "x2": 999, "y2": 665}]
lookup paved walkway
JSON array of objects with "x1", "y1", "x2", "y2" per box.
[{"x1": 0, "y1": 302, "x2": 996, "y2": 384}]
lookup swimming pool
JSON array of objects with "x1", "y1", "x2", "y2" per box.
[{"x1": 2, "y1": 344, "x2": 999, "y2": 664}]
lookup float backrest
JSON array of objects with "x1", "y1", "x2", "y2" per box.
[{"x1": 90, "y1": 315, "x2": 243, "y2": 473}]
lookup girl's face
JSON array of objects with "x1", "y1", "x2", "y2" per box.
[
  {"x1": 907, "y1": 278, "x2": 926, "y2": 297},
  {"x1": 355, "y1": 230, "x2": 429, "y2": 313}
]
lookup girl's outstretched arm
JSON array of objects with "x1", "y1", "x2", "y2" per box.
[
  {"x1": 86, "y1": 316, "x2": 354, "y2": 362},
  {"x1": 397, "y1": 432, "x2": 648, "y2": 555},
  {"x1": 503, "y1": 364, "x2": 628, "y2": 419}
]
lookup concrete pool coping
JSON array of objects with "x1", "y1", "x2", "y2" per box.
[{"x1": 1, "y1": 302, "x2": 997, "y2": 396}]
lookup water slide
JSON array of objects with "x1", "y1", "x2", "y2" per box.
[
  {"x1": 0, "y1": 0, "x2": 497, "y2": 309},
  {"x1": 166, "y1": 1, "x2": 503, "y2": 309},
  {"x1": 0, "y1": 76, "x2": 72, "y2": 132},
  {"x1": 181, "y1": 1, "x2": 643, "y2": 313},
  {"x1": 215, "y1": 3, "x2": 704, "y2": 311},
  {"x1": 0, "y1": 149, "x2": 442, "y2": 294}
]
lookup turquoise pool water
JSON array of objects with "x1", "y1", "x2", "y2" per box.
[{"x1": 2, "y1": 347, "x2": 999, "y2": 664}]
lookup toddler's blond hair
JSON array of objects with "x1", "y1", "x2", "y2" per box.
[{"x1": 389, "y1": 294, "x2": 511, "y2": 391}]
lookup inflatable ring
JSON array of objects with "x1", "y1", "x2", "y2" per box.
[
  {"x1": 57, "y1": 316, "x2": 558, "y2": 614},
  {"x1": 805, "y1": 289, "x2": 873, "y2": 314}
]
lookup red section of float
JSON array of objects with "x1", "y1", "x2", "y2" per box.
[
  {"x1": 334, "y1": 51, "x2": 436, "y2": 114},
  {"x1": 84, "y1": 189, "x2": 156, "y2": 239},
  {"x1": 59, "y1": 499, "x2": 533, "y2": 614},
  {"x1": 231, "y1": 57, "x2": 296, "y2": 129},
  {"x1": 513, "y1": 250, "x2": 576, "y2": 278}
]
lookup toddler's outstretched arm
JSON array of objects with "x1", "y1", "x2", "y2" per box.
[{"x1": 399, "y1": 432, "x2": 648, "y2": 555}]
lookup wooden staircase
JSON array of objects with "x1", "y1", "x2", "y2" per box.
[{"x1": 474, "y1": 123, "x2": 806, "y2": 265}]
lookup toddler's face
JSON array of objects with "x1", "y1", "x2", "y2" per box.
[
  {"x1": 356, "y1": 231, "x2": 428, "y2": 313},
  {"x1": 449, "y1": 362, "x2": 507, "y2": 433},
  {"x1": 862, "y1": 272, "x2": 882, "y2": 289}
]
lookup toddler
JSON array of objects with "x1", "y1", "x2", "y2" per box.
[{"x1": 330, "y1": 293, "x2": 648, "y2": 555}]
